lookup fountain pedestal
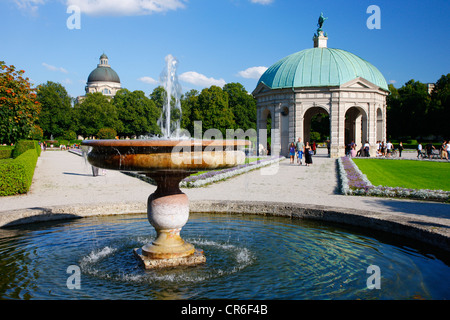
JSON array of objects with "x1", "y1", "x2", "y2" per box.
[{"x1": 134, "y1": 171, "x2": 206, "y2": 269}]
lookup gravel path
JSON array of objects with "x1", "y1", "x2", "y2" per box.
[{"x1": 0, "y1": 148, "x2": 449, "y2": 232}]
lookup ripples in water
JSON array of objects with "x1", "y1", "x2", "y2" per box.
[{"x1": 0, "y1": 213, "x2": 449, "y2": 300}]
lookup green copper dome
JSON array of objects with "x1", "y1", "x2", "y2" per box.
[{"x1": 258, "y1": 48, "x2": 388, "y2": 91}]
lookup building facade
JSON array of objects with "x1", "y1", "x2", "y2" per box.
[
  {"x1": 76, "y1": 53, "x2": 121, "y2": 104},
  {"x1": 253, "y1": 19, "x2": 389, "y2": 158}
]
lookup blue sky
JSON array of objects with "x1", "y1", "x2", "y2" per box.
[{"x1": 1, "y1": 0, "x2": 449, "y2": 99}]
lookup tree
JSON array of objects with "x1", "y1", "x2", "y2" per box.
[
  {"x1": 430, "y1": 74, "x2": 450, "y2": 138},
  {"x1": 113, "y1": 89, "x2": 161, "y2": 137},
  {"x1": 36, "y1": 81, "x2": 72, "y2": 139},
  {"x1": 223, "y1": 83, "x2": 257, "y2": 131},
  {"x1": 0, "y1": 61, "x2": 41, "y2": 144},
  {"x1": 192, "y1": 86, "x2": 235, "y2": 136},
  {"x1": 386, "y1": 83, "x2": 401, "y2": 138},
  {"x1": 73, "y1": 93, "x2": 119, "y2": 137},
  {"x1": 180, "y1": 89, "x2": 199, "y2": 134},
  {"x1": 386, "y1": 80, "x2": 431, "y2": 139}
]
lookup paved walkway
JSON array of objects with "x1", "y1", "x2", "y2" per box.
[{"x1": 0, "y1": 148, "x2": 449, "y2": 234}]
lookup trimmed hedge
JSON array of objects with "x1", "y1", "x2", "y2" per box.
[
  {"x1": 0, "y1": 146, "x2": 14, "y2": 159},
  {"x1": 0, "y1": 148, "x2": 39, "y2": 196},
  {"x1": 12, "y1": 140, "x2": 41, "y2": 158}
]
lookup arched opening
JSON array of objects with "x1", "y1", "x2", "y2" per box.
[
  {"x1": 303, "y1": 106, "x2": 330, "y2": 151},
  {"x1": 345, "y1": 106, "x2": 368, "y2": 155}
]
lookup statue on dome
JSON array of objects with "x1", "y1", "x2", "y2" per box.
[{"x1": 317, "y1": 12, "x2": 328, "y2": 30}]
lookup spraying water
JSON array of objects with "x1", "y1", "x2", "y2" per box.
[{"x1": 158, "y1": 54, "x2": 183, "y2": 138}]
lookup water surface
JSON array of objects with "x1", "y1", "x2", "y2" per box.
[{"x1": 0, "y1": 213, "x2": 448, "y2": 300}]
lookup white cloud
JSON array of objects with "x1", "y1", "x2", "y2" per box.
[
  {"x1": 42, "y1": 62, "x2": 68, "y2": 74},
  {"x1": 66, "y1": 0, "x2": 187, "y2": 16},
  {"x1": 14, "y1": 0, "x2": 46, "y2": 14},
  {"x1": 138, "y1": 76, "x2": 158, "y2": 85},
  {"x1": 250, "y1": 0, "x2": 274, "y2": 5},
  {"x1": 389, "y1": 80, "x2": 397, "y2": 84},
  {"x1": 237, "y1": 66, "x2": 267, "y2": 79},
  {"x1": 179, "y1": 71, "x2": 226, "y2": 88}
]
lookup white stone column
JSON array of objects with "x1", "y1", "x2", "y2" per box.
[{"x1": 330, "y1": 100, "x2": 344, "y2": 157}]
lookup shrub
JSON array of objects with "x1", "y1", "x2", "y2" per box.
[
  {"x1": 0, "y1": 146, "x2": 14, "y2": 159},
  {"x1": 57, "y1": 139, "x2": 69, "y2": 147},
  {"x1": 63, "y1": 130, "x2": 77, "y2": 141},
  {"x1": 12, "y1": 140, "x2": 40, "y2": 158},
  {"x1": 310, "y1": 131, "x2": 321, "y2": 142},
  {"x1": 97, "y1": 127, "x2": 117, "y2": 140},
  {"x1": 0, "y1": 148, "x2": 38, "y2": 196}
]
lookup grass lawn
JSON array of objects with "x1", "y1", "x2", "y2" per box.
[{"x1": 352, "y1": 159, "x2": 450, "y2": 191}]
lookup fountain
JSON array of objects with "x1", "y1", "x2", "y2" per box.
[{"x1": 82, "y1": 55, "x2": 249, "y2": 269}]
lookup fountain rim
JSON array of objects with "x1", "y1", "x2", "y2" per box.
[
  {"x1": 2, "y1": 200, "x2": 449, "y2": 254},
  {"x1": 81, "y1": 139, "x2": 251, "y2": 148}
]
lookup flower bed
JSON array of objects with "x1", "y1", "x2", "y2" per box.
[{"x1": 337, "y1": 156, "x2": 450, "y2": 202}]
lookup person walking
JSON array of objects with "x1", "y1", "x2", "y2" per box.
[
  {"x1": 398, "y1": 142, "x2": 404, "y2": 157},
  {"x1": 446, "y1": 141, "x2": 450, "y2": 161},
  {"x1": 386, "y1": 141, "x2": 393, "y2": 157},
  {"x1": 295, "y1": 138, "x2": 304, "y2": 165},
  {"x1": 417, "y1": 143, "x2": 423, "y2": 158},
  {"x1": 304, "y1": 142, "x2": 313, "y2": 166},
  {"x1": 289, "y1": 142, "x2": 296, "y2": 164}
]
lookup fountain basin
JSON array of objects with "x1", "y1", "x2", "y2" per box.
[
  {"x1": 82, "y1": 139, "x2": 249, "y2": 172},
  {"x1": 81, "y1": 139, "x2": 250, "y2": 268}
]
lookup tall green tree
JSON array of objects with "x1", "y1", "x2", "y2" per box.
[
  {"x1": 74, "y1": 92, "x2": 119, "y2": 137},
  {"x1": 180, "y1": 89, "x2": 199, "y2": 134},
  {"x1": 223, "y1": 82, "x2": 256, "y2": 131},
  {"x1": 36, "y1": 81, "x2": 72, "y2": 139},
  {"x1": 386, "y1": 80, "x2": 431, "y2": 139},
  {"x1": 113, "y1": 89, "x2": 161, "y2": 137},
  {"x1": 192, "y1": 86, "x2": 235, "y2": 136},
  {"x1": 430, "y1": 74, "x2": 450, "y2": 138},
  {"x1": 0, "y1": 61, "x2": 41, "y2": 144}
]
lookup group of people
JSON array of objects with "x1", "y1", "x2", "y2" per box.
[
  {"x1": 376, "y1": 141, "x2": 399, "y2": 157},
  {"x1": 343, "y1": 139, "x2": 450, "y2": 160},
  {"x1": 417, "y1": 141, "x2": 450, "y2": 160},
  {"x1": 346, "y1": 141, "x2": 371, "y2": 158},
  {"x1": 289, "y1": 138, "x2": 315, "y2": 166}
]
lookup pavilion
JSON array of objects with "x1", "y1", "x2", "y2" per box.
[{"x1": 252, "y1": 14, "x2": 389, "y2": 157}]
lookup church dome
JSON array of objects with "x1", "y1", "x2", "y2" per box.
[
  {"x1": 258, "y1": 47, "x2": 388, "y2": 91},
  {"x1": 87, "y1": 54, "x2": 120, "y2": 84},
  {"x1": 87, "y1": 67, "x2": 120, "y2": 83}
]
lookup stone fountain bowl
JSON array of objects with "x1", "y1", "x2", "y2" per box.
[
  {"x1": 81, "y1": 138, "x2": 252, "y2": 267},
  {"x1": 81, "y1": 139, "x2": 251, "y2": 173}
]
